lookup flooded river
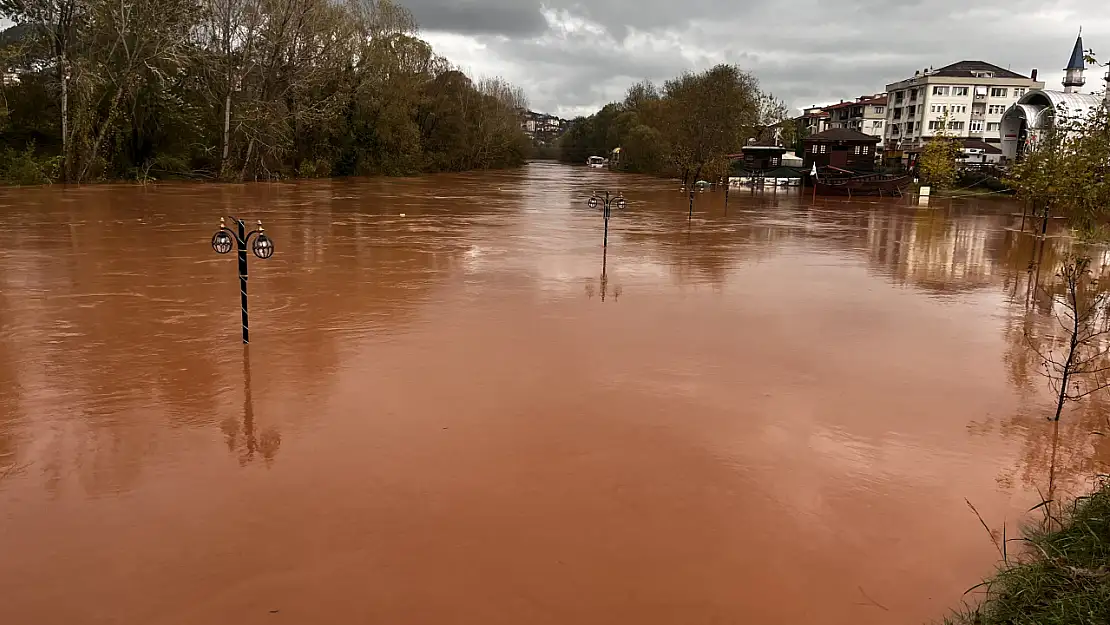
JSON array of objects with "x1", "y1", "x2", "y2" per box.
[{"x1": 2, "y1": 162, "x2": 1108, "y2": 624}]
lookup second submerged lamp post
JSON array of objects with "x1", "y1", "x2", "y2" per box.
[
  {"x1": 587, "y1": 190, "x2": 627, "y2": 248},
  {"x1": 211, "y1": 216, "x2": 275, "y2": 344}
]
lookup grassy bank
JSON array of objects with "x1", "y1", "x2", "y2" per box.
[{"x1": 946, "y1": 478, "x2": 1110, "y2": 625}]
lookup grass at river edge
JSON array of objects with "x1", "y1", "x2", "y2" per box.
[{"x1": 943, "y1": 477, "x2": 1110, "y2": 625}]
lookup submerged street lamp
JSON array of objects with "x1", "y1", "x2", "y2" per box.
[
  {"x1": 587, "y1": 190, "x2": 627, "y2": 248},
  {"x1": 212, "y1": 216, "x2": 275, "y2": 344},
  {"x1": 586, "y1": 247, "x2": 622, "y2": 302}
]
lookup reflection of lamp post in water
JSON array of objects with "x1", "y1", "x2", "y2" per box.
[
  {"x1": 211, "y1": 216, "x2": 275, "y2": 344},
  {"x1": 587, "y1": 190, "x2": 626, "y2": 248},
  {"x1": 585, "y1": 248, "x2": 622, "y2": 302},
  {"x1": 221, "y1": 347, "x2": 281, "y2": 466}
]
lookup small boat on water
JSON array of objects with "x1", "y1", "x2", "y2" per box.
[
  {"x1": 813, "y1": 172, "x2": 914, "y2": 197},
  {"x1": 586, "y1": 156, "x2": 608, "y2": 169}
]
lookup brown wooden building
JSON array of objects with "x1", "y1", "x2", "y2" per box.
[
  {"x1": 803, "y1": 128, "x2": 880, "y2": 171},
  {"x1": 736, "y1": 145, "x2": 788, "y2": 171}
]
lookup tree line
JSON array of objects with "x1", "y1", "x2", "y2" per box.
[
  {"x1": 0, "y1": 0, "x2": 530, "y2": 184},
  {"x1": 557, "y1": 64, "x2": 789, "y2": 184}
]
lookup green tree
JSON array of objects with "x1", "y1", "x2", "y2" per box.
[
  {"x1": 661, "y1": 64, "x2": 760, "y2": 184},
  {"x1": 559, "y1": 65, "x2": 780, "y2": 185},
  {"x1": 918, "y1": 112, "x2": 961, "y2": 189},
  {"x1": 1007, "y1": 102, "x2": 1110, "y2": 236}
]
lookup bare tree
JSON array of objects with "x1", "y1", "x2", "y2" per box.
[
  {"x1": 195, "y1": 0, "x2": 262, "y2": 174},
  {"x1": 1027, "y1": 254, "x2": 1110, "y2": 421}
]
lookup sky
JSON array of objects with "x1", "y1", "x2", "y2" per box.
[{"x1": 411, "y1": 0, "x2": 1110, "y2": 118}]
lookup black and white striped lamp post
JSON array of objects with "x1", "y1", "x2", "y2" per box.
[{"x1": 211, "y1": 216, "x2": 274, "y2": 344}]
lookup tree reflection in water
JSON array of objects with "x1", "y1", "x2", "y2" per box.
[{"x1": 984, "y1": 239, "x2": 1110, "y2": 499}]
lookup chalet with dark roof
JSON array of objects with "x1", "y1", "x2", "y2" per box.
[{"x1": 803, "y1": 129, "x2": 880, "y2": 171}]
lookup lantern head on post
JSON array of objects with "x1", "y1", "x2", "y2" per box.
[
  {"x1": 212, "y1": 217, "x2": 235, "y2": 254},
  {"x1": 252, "y1": 221, "x2": 275, "y2": 259},
  {"x1": 212, "y1": 229, "x2": 234, "y2": 255}
]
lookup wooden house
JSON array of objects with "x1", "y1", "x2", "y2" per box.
[
  {"x1": 737, "y1": 145, "x2": 788, "y2": 171},
  {"x1": 803, "y1": 128, "x2": 880, "y2": 171}
]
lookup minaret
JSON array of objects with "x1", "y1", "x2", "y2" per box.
[{"x1": 1063, "y1": 30, "x2": 1085, "y2": 93}]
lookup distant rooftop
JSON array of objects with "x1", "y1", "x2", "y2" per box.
[
  {"x1": 806, "y1": 128, "x2": 881, "y2": 143},
  {"x1": 822, "y1": 94, "x2": 888, "y2": 110},
  {"x1": 928, "y1": 61, "x2": 1030, "y2": 80}
]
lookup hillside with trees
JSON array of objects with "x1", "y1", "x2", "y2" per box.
[
  {"x1": 558, "y1": 64, "x2": 789, "y2": 184},
  {"x1": 0, "y1": 0, "x2": 530, "y2": 183}
]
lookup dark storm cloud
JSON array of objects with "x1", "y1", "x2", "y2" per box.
[{"x1": 412, "y1": 0, "x2": 1108, "y2": 117}]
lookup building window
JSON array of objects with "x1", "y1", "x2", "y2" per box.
[
  {"x1": 933, "y1": 86, "x2": 950, "y2": 96},
  {"x1": 990, "y1": 87, "x2": 1008, "y2": 97},
  {"x1": 811, "y1": 144, "x2": 818, "y2": 153},
  {"x1": 874, "y1": 106, "x2": 884, "y2": 114},
  {"x1": 988, "y1": 105, "x2": 1006, "y2": 115},
  {"x1": 953, "y1": 87, "x2": 970, "y2": 96},
  {"x1": 771, "y1": 158, "x2": 779, "y2": 166},
  {"x1": 948, "y1": 121, "x2": 965, "y2": 130},
  {"x1": 969, "y1": 120, "x2": 984, "y2": 132},
  {"x1": 1014, "y1": 88, "x2": 1026, "y2": 98},
  {"x1": 862, "y1": 146, "x2": 870, "y2": 154},
  {"x1": 928, "y1": 120, "x2": 942, "y2": 130},
  {"x1": 953, "y1": 105, "x2": 966, "y2": 113},
  {"x1": 906, "y1": 122, "x2": 915, "y2": 132},
  {"x1": 819, "y1": 145, "x2": 827, "y2": 153},
  {"x1": 987, "y1": 122, "x2": 1001, "y2": 132}
]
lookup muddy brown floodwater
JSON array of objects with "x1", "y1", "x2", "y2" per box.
[{"x1": 2, "y1": 162, "x2": 1109, "y2": 624}]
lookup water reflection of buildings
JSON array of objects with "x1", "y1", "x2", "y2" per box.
[
  {"x1": 863, "y1": 212, "x2": 999, "y2": 291},
  {"x1": 621, "y1": 193, "x2": 1020, "y2": 296}
]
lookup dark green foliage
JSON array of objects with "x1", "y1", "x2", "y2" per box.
[{"x1": 0, "y1": 141, "x2": 60, "y2": 184}]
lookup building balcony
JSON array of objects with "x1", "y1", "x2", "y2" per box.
[{"x1": 974, "y1": 94, "x2": 987, "y2": 101}]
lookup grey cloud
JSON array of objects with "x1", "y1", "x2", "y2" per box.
[
  {"x1": 409, "y1": 0, "x2": 1108, "y2": 117},
  {"x1": 404, "y1": 0, "x2": 548, "y2": 36}
]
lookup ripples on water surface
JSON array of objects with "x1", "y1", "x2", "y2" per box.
[{"x1": 2, "y1": 162, "x2": 1108, "y2": 624}]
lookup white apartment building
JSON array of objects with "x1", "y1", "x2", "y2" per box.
[{"x1": 883, "y1": 61, "x2": 1044, "y2": 157}]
